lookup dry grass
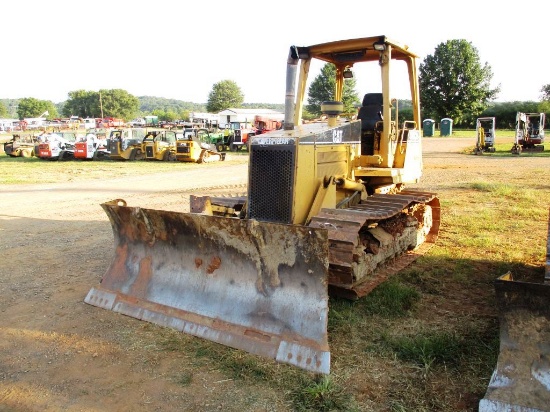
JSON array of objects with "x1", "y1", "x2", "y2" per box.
[{"x1": 0, "y1": 152, "x2": 249, "y2": 184}]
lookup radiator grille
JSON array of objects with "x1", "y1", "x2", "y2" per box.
[
  {"x1": 248, "y1": 144, "x2": 295, "y2": 223},
  {"x1": 145, "y1": 146, "x2": 154, "y2": 158}
]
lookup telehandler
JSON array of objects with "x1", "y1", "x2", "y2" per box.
[{"x1": 86, "y1": 35, "x2": 440, "y2": 374}]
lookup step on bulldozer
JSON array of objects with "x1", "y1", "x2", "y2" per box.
[
  {"x1": 479, "y1": 208, "x2": 550, "y2": 411},
  {"x1": 85, "y1": 35, "x2": 440, "y2": 374},
  {"x1": 474, "y1": 117, "x2": 496, "y2": 155}
]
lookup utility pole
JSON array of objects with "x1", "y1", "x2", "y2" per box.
[{"x1": 99, "y1": 91, "x2": 104, "y2": 118}]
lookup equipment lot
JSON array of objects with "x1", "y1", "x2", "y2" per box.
[{"x1": 1, "y1": 136, "x2": 549, "y2": 411}]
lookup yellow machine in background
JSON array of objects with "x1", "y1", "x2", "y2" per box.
[
  {"x1": 474, "y1": 117, "x2": 496, "y2": 154},
  {"x1": 175, "y1": 128, "x2": 225, "y2": 163},
  {"x1": 86, "y1": 35, "x2": 440, "y2": 374},
  {"x1": 142, "y1": 130, "x2": 178, "y2": 161},
  {"x1": 107, "y1": 128, "x2": 146, "y2": 160}
]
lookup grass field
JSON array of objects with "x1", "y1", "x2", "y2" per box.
[
  {"x1": 0, "y1": 132, "x2": 549, "y2": 411},
  {"x1": 0, "y1": 128, "x2": 542, "y2": 185}
]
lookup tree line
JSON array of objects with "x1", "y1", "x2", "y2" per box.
[
  {"x1": 1, "y1": 39, "x2": 548, "y2": 129},
  {"x1": 0, "y1": 89, "x2": 285, "y2": 124}
]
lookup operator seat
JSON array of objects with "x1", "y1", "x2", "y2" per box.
[{"x1": 357, "y1": 93, "x2": 383, "y2": 155}]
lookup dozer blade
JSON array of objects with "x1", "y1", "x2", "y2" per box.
[
  {"x1": 85, "y1": 199, "x2": 331, "y2": 374},
  {"x1": 480, "y1": 209, "x2": 550, "y2": 411}
]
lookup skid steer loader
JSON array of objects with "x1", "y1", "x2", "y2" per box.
[
  {"x1": 142, "y1": 130, "x2": 178, "y2": 161},
  {"x1": 74, "y1": 132, "x2": 110, "y2": 160},
  {"x1": 479, "y1": 208, "x2": 550, "y2": 411},
  {"x1": 107, "y1": 128, "x2": 147, "y2": 160},
  {"x1": 85, "y1": 35, "x2": 440, "y2": 374}
]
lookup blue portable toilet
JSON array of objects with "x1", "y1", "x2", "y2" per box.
[
  {"x1": 422, "y1": 119, "x2": 435, "y2": 137},
  {"x1": 440, "y1": 118, "x2": 453, "y2": 136}
]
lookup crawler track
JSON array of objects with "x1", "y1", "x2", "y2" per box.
[{"x1": 309, "y1": 190, "x2": 440, "y2": 299}]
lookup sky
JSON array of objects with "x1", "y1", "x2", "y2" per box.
[{"x1": 2, "y1": 0, "x2": 548, "y2": 105}]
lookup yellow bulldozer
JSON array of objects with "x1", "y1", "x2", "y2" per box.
[
  {"x1": 85, "y1": 35, "x2": 440, "y2": 374},
  {"x1": 175, "y1": 128, "x2": 226, "y2": 163}
]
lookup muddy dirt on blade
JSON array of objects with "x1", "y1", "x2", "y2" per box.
[{"x1": 85, "y1": 199, "x2": 332, "y2": 374}]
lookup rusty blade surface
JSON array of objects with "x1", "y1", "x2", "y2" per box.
[{"x1": 85, "y1": 199, "x2": 331, "y2": 374}]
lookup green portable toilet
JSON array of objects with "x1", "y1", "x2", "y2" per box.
[
  {"x1": 440, "y1": 118, "x2": 453, "y2": 136},
  {"x1": 422, "y1": 119, "x2": 435, "y2": 137}
]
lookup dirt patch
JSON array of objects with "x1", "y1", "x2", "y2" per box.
[{"x1": 0, "y1": 136, "x2": 547, "y2": 411}]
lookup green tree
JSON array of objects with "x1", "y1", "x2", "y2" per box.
[
  {"x1": 63, "y1": 89, "x2": 139, "y2": 120},
  {"x1": 179, "y1": 109, "x2": 191, "y2": 121},
  {"x1": 63, "y1": 90, "x2": 100, "y2": 118},
  {"x1": 138, "y1": 96, "x2": 204, "y2": 114},
  {"x1": 16, "y1": 98, "x2": 58, "y2": 119},
  {"x1": 419, "y1": 39, "x2": 500, "y2": 123},
  {"x1": 206, "y1": 80, "x2": 244, "y2": 112},
  {"x1": 306, "y1": 63, "x2": 360, "y2": 117},
  {"x1": 97, "y1": 89, "x2": 139, "y2": 120},
  {"x1": 540, "y1": 84, "x2": 550, "y2": 101},
  {"x1": 0, "y1": 99, "x2": 20, "y2": 118},
  {"x1": 538, "y1": 101, "x2": 550, "y2": 124},
  {"x1": 0, "y1": 101, "x2": 8, "y2": 118},
  {"x1": 152, "y1": 109, "x2": 167, "y2": 121},
  {"x1": 150, "y1": 109, "x2": 179, "y2": 122},
  {"x1": 164, "y1": 110, "x2": 178, "y2": 122}
]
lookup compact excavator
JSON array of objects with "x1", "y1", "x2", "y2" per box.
[
  {"x1": 85, "y1": 35, "x2": 440, "y2": 374},
  {"x1": 511, "y1": 112, "x2": 546, "y2": 155}
]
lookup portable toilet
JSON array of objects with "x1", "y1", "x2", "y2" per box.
[
  {"x1": 423, "y1": 119, "x2": 435, "y2": 137},
  {"x1": 440, "y1": 118, "x2": 453, "y2": 136}
]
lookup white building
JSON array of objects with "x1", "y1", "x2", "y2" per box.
[
  {"x1": 217, "y1": 108, "x2": 284, "y2": 128},
  {"x1": 190, "y1": 112, "x2": 218, "y2": 126},
  {"x1": 0, "y1": 118, "x2": 19, "y2": 132}
]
